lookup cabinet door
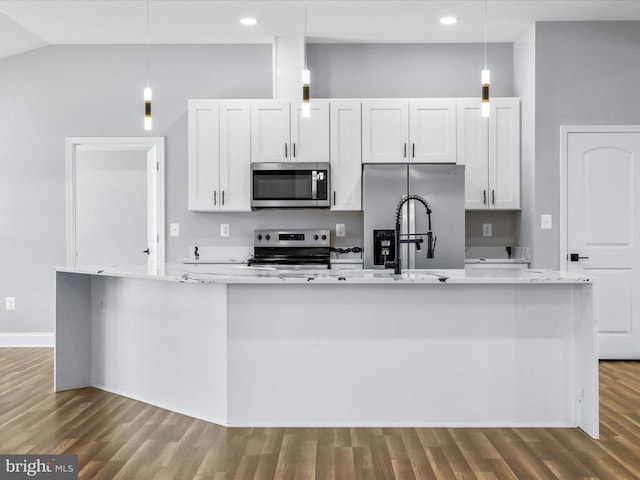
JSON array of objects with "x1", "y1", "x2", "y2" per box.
[
  {"x1": 489, "y1": 98, "x2": 520, "y2": 209},
  {"x1": 409, "y1": 100, "x2": 457, "y2": 163},
  {"x1": 188, "y1": 99, "x2": 220, "y2": 211},
  {"x1": 457, "y1": 99, "x2": 489, "y2": 209},
  {"x1": 290, "y1": 100, "x2": 330, "y2": 162},
  {"x1": 362, "y1": 100, "x2": 409, "y2": 163},
  {"x1": 330, "y1": 100, "x2": 362, "y2": 211},
  {"x1": 219, "y1": 101, "x2": 251, "y2": 212},
  {"x1": 250, "y1": 100, "x2": 290, "y2": 162}
]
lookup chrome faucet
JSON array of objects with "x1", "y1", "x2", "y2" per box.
[{"x1": 388, "y1": 194, "x2": 436, "y2": 275}]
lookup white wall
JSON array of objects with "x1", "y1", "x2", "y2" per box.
[
  {"x1": 513, "y1": 25, "x2": 536, "y2": 263},
  {"x1": 0, "y1": 44, "x2": 272, "y2": 337},
  {"x1": 534, "y1": 21, "x2": 640, "y2": 268}
]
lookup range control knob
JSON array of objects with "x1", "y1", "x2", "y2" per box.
[
  {"x1": 321, "y1": 234, "x2": 327, "y2": 240},
  {"x1": 265, "y1": 234, "x2": 271, "y2": 241},
  {"x1": 257, "y1": 234, "x2": 263, "y2": 241},
  {"x1": 313, "y1": 234, "x2": 319, "y2": 240}
]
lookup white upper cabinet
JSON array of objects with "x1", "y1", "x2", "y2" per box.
[
  {"x1": 362, "y1": 99, "x2": 456, "y2": 163},
  {"x1": 219, "y1": 101, "x2": 251, "y2": 211},
  {"x1": 251, "y1": 99, "x2": 329, "y2": 163},
  {"x1": 291, "y1": 100, "x2": 330, "y2": 162},
  {"x1": 330, "y1": 100, "x2": 362, "y2": 211},
  {"x1": 188, "y1": 100, "x2": 220, "y2": 211},
  {"x1": 188, "y1": 99, "x2": 251, "y2": 212},
  {"x1": 250, "y1": 100, "x2": 290, "y2": 162},
  {"x1": 362, "y1": 100, "x2": 409, "y2": 163},
  {"x1": 457, "y1": 97, "x2": 520, "y2": 210},
  {"x1": 489, "y1": 98, "x2": 520, "y2": 209},
  {"x1": 409, "y1": 100, "x2": 457, "y2": 163}
]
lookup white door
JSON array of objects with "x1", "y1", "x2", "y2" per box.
[
  {"x1": 362, "y1": 100, "x2": 409, "y2": 163},
  {"x1": 567, "y1": 130, "x2": 640, "y2": 359},
  {"x1": 409, "y1": 100, "x2": 457, "y2": 163},
  {"x1": 330, "y1": 99, "x2": 362, "y2": 211},
  {"x1": 187, "y1": 100, "x2": 220, "y2": 211},
  {"x1": 75, "y1": 149, "x2": 148, "y2": 265},
  {"x1": 250, "y1": 100, "x2": 290, "y2": 162},
  {"x1": 219, "y1": 100, "x2": 251, "y2": 211},
  {"x1": 457, "y1": 99, "x2": 489, "y2": 209},
  {"x1": 290, "y1": 100, "x2": 330, "y2": 162}
]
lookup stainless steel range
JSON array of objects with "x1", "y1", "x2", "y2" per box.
[{"x1": 249, "y1": 229, "x2": 331, "y2": 269}]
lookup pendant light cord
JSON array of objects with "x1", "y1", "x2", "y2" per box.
[
  {"x1": 146, "y1": 0, "x2": 150, "y2": 88},
  {"x1": 304, "y1": 0, "x2": 308, "y2": 69},
  {"x1": 483, "y1": 0, "x2": 487, "y2": 70}
]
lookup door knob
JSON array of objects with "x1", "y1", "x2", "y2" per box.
[{"x1": 570, "y1": 253, "x2": 589, "y2": 262}]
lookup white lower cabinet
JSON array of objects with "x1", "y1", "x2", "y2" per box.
[
  {"x1": 188, "y1": 100, "x2": 251, "y2": 212},
  {"x1": 330, "y1": 100, "x2": 362, "y2": 211},
  {"x1": 457, "y1": 97, "x2": 520, "y2": 210}
]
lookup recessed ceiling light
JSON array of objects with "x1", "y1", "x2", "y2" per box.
[
  {"x1": 240, "y1": 17, "x2": 258, "y2": 26},
  {"x1": 439, "y1": 17, "x2": 458, "y2": 25}
]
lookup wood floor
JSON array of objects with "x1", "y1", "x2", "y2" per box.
[{"x1": 1, "y1": 349, "x2": 639, "y2": 480}]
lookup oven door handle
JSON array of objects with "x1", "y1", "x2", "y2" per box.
[{"x1": 311, "y1": 170, "x2": 318, "y2": 200}]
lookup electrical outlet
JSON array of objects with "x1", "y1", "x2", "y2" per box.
[
  {"x1": 169, "y1": 223, "x2": 180, "y2": 237},
  {"x1": 541, "y1": 214, "x2": 553, "y2": 230},
  {"x1": 220, "y1": 224, "x2": 230, "y2": 237},
  {"x1": 5, "y1": 297, "x2": 15, "y2": 310},
  {"x1": 336, "y1": 223, "x2": 346, "y2": 237},
  {"x1": 482, "y1": 223, "x2": 492, "y2": 237}
]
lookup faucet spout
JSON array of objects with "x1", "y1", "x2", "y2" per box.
[{"x1": 393, "y1": 194, "x2": 435, "y2": 275}]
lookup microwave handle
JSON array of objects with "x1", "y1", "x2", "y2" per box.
[{"x1": 311, "y1": 170, "x2": 317, "y2": 200}]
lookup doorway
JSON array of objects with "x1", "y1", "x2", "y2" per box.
[
  {"x1": 561, "y1": 126, "x2": 640, "y2": 359},
  {"x1": 66, "y1": 137, "x2": 165, "y2": 268}
]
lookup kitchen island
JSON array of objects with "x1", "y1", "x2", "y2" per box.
[{"x1": 55, "y1": 265, "x2": 598, "y2": 438}]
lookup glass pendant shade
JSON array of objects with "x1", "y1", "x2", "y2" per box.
[
  {"x1": 302, "y1": 68, "x2": 311, "y2": 118},
  {"x1": 144, "y1": 86, "x2": 152, "y2": 130},
  {"x1": 481, "y1": 69, "x2": 490, "y2": 118}
]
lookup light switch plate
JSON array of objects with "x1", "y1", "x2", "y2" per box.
[
  {"x1": 169, "y1": 223, "x2": 180, "y2": 237},
  {"x1": 5, "y1": 297, "x2": 15, "y2": 310},
  {"x1": 336, "y1": 223, "x2": 346, "y2": 237},
  {"x1": 220, "y1": 224, "x2": 230, "y2": 237},
  {"x1": 541, "y1": 214, "x2": 553, "y2": 230},
  {"x1": 482, "y1": 223, "x2": 492, "y2": 237}
]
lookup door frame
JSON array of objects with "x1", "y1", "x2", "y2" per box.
[
  {"x1": 559, "y1": 125, "x2": 640, "y2": 271},
  {"x1": 66, "y1": 136, "x2": 166, "y2": 267}
]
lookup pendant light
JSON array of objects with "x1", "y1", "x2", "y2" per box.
[
  {"x1": 144, "y1": 0, "x2": 152, "y2": 131},
  {"x1": 481, "y1": 0, "x2": 490, "y2": 118},
  {"x1": 301, "y1": 0, "x2": 311, "y2": 118}
]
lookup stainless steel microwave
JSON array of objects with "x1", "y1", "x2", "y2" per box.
[{"x1": 251, "y1": 162, "x2": 330, "y2": 209}]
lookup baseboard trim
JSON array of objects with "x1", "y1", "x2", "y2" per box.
[{"x1": 0, "y1": 333, "x2": 54, "y2": 347}]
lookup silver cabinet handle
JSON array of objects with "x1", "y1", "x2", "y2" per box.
[
  {"x1": 492, "y1": 189, "x2": 495, "y2": 205},
  {"x1": 403, "y1": 143, "x2": 407, "y2": 158},
  {"x1": 483, "y1": 190, "x2": 486, "y2": 205},
  {"x1": 214, "y1": 190, "x2": 217, "y2": 206},
  {"x1": 333, "y1": 191, "x2": 336, "y2": 206},
  {"x1": 222, "y1": 190, "x2": 225, "y2": 206},
  {"x1": 412, "y1": 143, "x2": 415, "y2": 158},
  {"x1": 284, "y1": 143, "x2": 288, "y2": 158},
  {"x1": 293, "y1": 143, "x2": 296, "y2": 158}
]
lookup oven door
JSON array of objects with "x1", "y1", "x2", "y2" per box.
[{"x1": 251, "y1": 162, "x2": 330, "y2": 208}]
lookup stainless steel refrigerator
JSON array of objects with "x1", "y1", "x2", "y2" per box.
[{"x1": 363, "y1": 164, "x2": 465, "y2": 269}]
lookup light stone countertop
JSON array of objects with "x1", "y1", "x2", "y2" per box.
[{"x1": 56, "y1": 264, "x2": 591, "y2": 285}]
